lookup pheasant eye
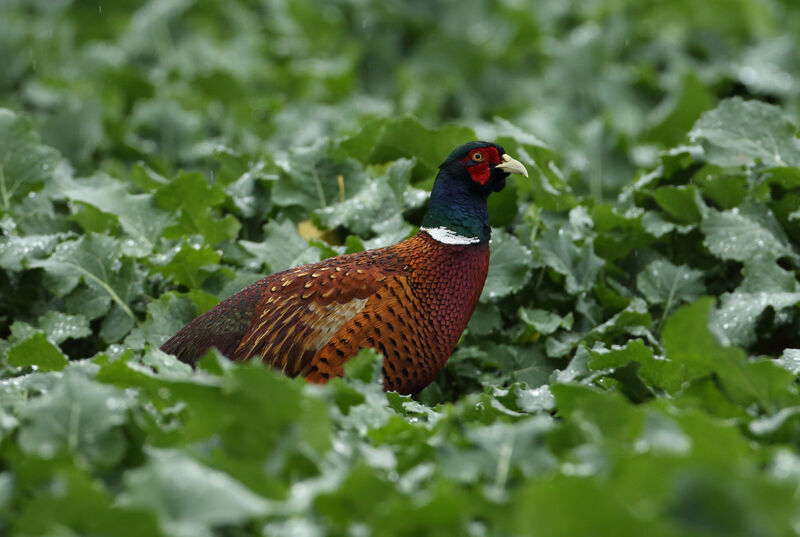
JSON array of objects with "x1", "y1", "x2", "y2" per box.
[{"x1": 471, "y1": 152, "x2": 484, "y2": 162}]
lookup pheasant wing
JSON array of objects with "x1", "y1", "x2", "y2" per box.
[{"x1": 231, "y1": 261, "x2": 397, "y2": 377}]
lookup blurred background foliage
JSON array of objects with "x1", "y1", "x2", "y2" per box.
[
  {"x1": 2, "y1": 1, "x2": 800, "y2": 536},
  {"x1": 3, "y1": 0, "x2": 799, "y2": 196}
]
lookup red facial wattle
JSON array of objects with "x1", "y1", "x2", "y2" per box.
[{"x1": 461, "y1": 146, "x2": 501, "y2": 185}]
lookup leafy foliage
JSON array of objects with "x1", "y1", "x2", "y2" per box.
[{"x1": 2, "y1": 1, "x2": 800, "y2": 535}]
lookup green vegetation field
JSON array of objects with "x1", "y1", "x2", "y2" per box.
[{"x1": 2, "y1": 1, "x2": 800, "y2": 535}]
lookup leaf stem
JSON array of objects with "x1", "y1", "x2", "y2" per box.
[
  {"x1": 64, "y1": 261, "x2": 136, "y2": 320},
  {"x1": 657, "y1": 271, "x2": 681, "y2": 334},
  {"x1": 0, "y1": 164, "x2": 9, "y2": 212}
]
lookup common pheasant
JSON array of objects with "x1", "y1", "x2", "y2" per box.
[{"x1": 160, "y1": 141, "x2": 528, "y2": 394}]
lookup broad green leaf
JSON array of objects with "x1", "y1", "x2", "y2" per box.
[
  {"x1": 0, "y1": 233, "x2": 63, "y2": 271},
  {"x1": 58, "y1": 174, "x2": 175, "y2": 256},
  {"x1": 364, "y1": 115, "x2": 477, "y2": 174},
  {"x1": 546, "y1": 299, "x2": 652, "y2": 358},
  {"x1": 537, "y1": 228, "x2": 604, "y2": 295},
  {"x1": 690, "y1": 98, "x2": 800, "y2": 168},
  {"x1": 711, "y1": 258, "x2": 800, "y2": 347},
  {"x1": 645, "y1": 71, "x2": 713, "y2": 146},
  {"x1": 694, "y1": 169, "x2": 748, "y2": 209},
  {"x1": 127, "y1": 99, "x2": 207, "y2": 163},
  {"x1": 776, "y1": 349, "x2": 800, "y2": 375},
  {"x1": 701, "y1": 205, "x2": 797, "y2": 263},
  {"x1": 590, "y1": 204, "x2": 650, "y2": 261},
  {"x1": 314, "y1": 174, "x2": 400, "y2": 236},
  {"x1": 7, "y1": 333, "x2": 68, "y2": 371},
  {"x1": 151, "y1": 239, "x2": 221, "y2": 288},
  {"x1": 467, "y1": 302, "x2": 502, "y2": 335},
  {"x1": 240, "y1": 219, "x2": 321, "y2": 273},
  {"x1": 37, "y1": 311, "x2": 91, "y2": 345},
  {"x1": 126, "y1": 292, "x2": 199, "y2": 350},
  {"x1": 488, "y1": 117, "x2": 551, "y2": 153},
  {"x1": 0, "y1": 108, "x2": 60, "y2": 213},
  {"x1": 10, "y1": 466, "x2": 162, "y2": 537},
  {"x1": 519, "y1": 307, "x2": 572, "y2": 336},
  {"x1": 271, "y1": 140, "x2": 368, "y2": 210},
  {"x1": 552, "y1": 383, "x2": 644, "y2": 443},
  {"x1": 652, "y1": 185, "x2": 702, "y2": 224},
  {"x1": 481, "y1": 228, "x2": 533, "y2": 300},
  {"x1": 343, "y1": 347, "x2": 384, "y2": 384},
  {"x1": 588, "y1": 339, "x2": 654, "y2": 371},
  {"x1": 640, "y1": 210, "x2": 694, "y2": 238},
  {"x1": 660, "y1": 298, "x2": 780, "y2": 406},
  {"x1": 637, "y1": 259, "x2": 705, "y2": 308},
  {"x1": 31, "y1": 233, "x2": 144, "y2": 323},
  {"x1": 120, "y1": 449, "x2": 268, "y2": 537},
  {"x1": 362, "y1": 214, "x2": 414, "y2": 250},
  {"x1": 156, "y1": 171, "x2": 240, "y2": 246},
  {"x1": 41, "y1": 98, "x2": 104, "y2": 165},
  {"x1": 515, "y1": 385, "x2": 556, "y2": 413},
  {"x1": 4, "y1": 3, "x2": 800, "y2": 535},
  {"x1": 314, "y1": 158, "x2": 414, "y2": 238},
  {"x1": 736, "y1": 37, "x2": 798, "y2": 98},
  {"x1": 17, "y1": 372, "x2": 129, "y2": 465}
]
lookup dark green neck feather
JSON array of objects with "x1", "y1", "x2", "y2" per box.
[{"x1": 421, "y1": 166, "x2": 491, "y2": 244}]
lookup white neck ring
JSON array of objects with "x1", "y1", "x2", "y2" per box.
[{"x1": 420, "y1": 226, "x2": 481, "y2": 245}]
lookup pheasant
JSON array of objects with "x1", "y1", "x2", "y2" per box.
[{"x1": 160, "y1": 141, "x2": 528, "y2": 394}]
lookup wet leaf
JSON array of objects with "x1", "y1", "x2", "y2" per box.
[
  {"x1": 690, "y1": 97, "x2": 800, "y2": 168},
  {"x1": 481, "y1": 228, "x2": 533, "y2": 300},
  {"x1": 17, "y1": 372, "x2": 129, "y2": 466}
]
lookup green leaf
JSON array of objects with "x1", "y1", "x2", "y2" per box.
[
  {"x1": 37, "y1": 311, "x2": 91, "y2": 344},
  {"x1": 776, "y1": 348, "x2": 800, "y2": 375},
  {"x1": 588, "y1": 339, "x2": 654, "y2": 371},
  {"x1": 7, "y1": 333, "x2": 68, "y2": 371},
  {"x1": 591, "y1": 204, "x2": 650, "y2": 261},
  {"x1": 272, "y1": 140, "x2": 368, "y2": 210},
  {"x1": 0, "y1": 233, "x2": 63, "y2": 271},
  {"x1": 660, "y1": 298, "x2": 775, "y2": 405},
  {"x1": 0, "y1": 108, "x2": 60, "y2": 213},
  {"x1": 6, "y1": 5, "x2": 800, "y2": 535},
  {"x1": 314, "y1": 158, "x2": 414, "y2": 240},
  {"x1": 17, "y1": 372, "x2": 129, "y2": 465},
  {"x1": 343, "y1": 347, "x2": 384, "y2": 384},
  {"x1": 701, "y1": 204, "x2": 797, "y2": 263},
  {"x1": 10, "y1": 466, "x2": 162, "y2": 537},
  {"x1": 30, "y1": 233, "x2": 144, "y2": 323},
  {"x1": 637, "y1": 258, "x2": 705, "y2": 308},
  {"x1": 519, "y1": 307, "x2": 572, "y2": 336},
  {"x1": 41, "y1": 98, "x2": 104, "y2": 165},
  {"x1": 645, "y1": 71, "x2": 714, "y2": 146},
  {"x1": 467, "y1": 303, "x2": 502, "y2": 336},
  {"x1": 537, "y1": 228, "x2": 604, "y2": 295},
  {"x1": 119, "y1": 449, "x2": 268, "y2": 537},
  {"x1": 156, "y1": 171, "x2": 240, "y2": 246},
  {"x1": 57, "y1": 174, "x2": 175, "y2": 256},
  {"x1": 314, "y1": 173, "x2": 401, "y2": 235},
  {"x1": 240, "y1": 219, "x2": 321, "y2": 273},
  {"x1": 481, "y1": 228, "x2": 533, "y2": 300},
  {"x1": 363, "y1": 115, "x2": 477, "y2": 174},
  {"x1": 652, "y1": 185, "x2": 702, "y2": 224},
  {"x1": 151, "y1": 239, "x2": 221, "y2": 288},
  {"x1": 546, "y1": 299, "x2": 652, "y2": 358},
  {"x1": 710, "y1": 258, "x2": 800, "y2": 347},
  {"x1": 126, "y1": 292, "x2": 199, "y2": 350},
  {"x1": 690, "y1": 97, "x2": 800, "y2": 168}
]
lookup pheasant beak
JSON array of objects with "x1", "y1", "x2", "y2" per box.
[{"x1": 496, "y1": 154, "x2": 528, "y2": 177}]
